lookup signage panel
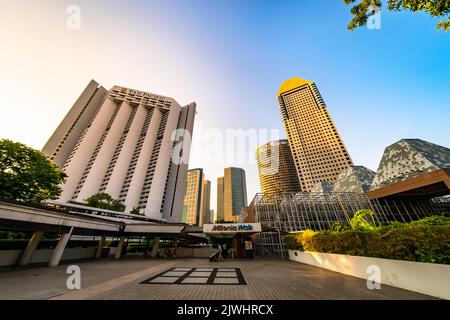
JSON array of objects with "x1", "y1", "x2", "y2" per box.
[{"x1": 203, "y1": 223, "x2": 262, "y2": 233}]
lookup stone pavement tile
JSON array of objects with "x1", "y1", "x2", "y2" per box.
[
  {"x1": 195, "y1": 268, "x2": 213, "y2": 271},
  {"x1": 173, "y1": 268, "x2": 192, "y2": 271},
  {"x1": 161, "y1": 271, "x2": 187, "y2": 277},
  {"x1": 216, "y1": 272, "x2": 237, "y2": 277},
  {"x1": 214, "y1": 278, "x2": 239, "y2": 284},
  {"x1": 190, "y1": 271, "x2": 211, "y2": 277},
  {"x1": 150, "y1": 277, "x2": 178, "y2": 284},
  {"x1": 181, "y1": 277, "x2": 209, "y2": 284},
  {"x1": 218, "y1": 268, "x2": 235, "y2": 271}
]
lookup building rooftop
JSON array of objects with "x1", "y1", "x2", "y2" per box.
[
  {"x1": 371, "y1": 139, "x2": 450, "y2": 190},
  {"x1": 277, "y1": 77, "x2": 313, "y2": 96},
  {"x1": 333, "y1": 166, "x2": 376, "y2": 193},
  {"x1": 311, "y1": 181, "x2": 335, "y2": 194}
]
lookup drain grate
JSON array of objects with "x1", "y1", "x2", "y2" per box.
[{"x1": 140, "y1": 267, "x2": 246, "y2": 285}]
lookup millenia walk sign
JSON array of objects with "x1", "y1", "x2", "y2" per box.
[{"x1": 203, "y1": 223, "x2": 262, "y2": 234}]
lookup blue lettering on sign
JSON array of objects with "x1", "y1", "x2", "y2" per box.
[{"x1": 238, "y1": 224, "x2": 254, "y2": 231}]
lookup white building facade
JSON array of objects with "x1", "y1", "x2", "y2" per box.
[{"x1": 42, "y1": 80, "x2": 196, "y2": 222}]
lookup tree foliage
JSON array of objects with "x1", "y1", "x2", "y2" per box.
[
  {"x1": 0, "y1": 139, "x2": 67, "y2": 202},
  {"x1": 85, "y1": 192, "x2": 125, "y2": 212},
  {"x1": 344, "y1": 0, "x2": 450, "y2": 31},
  {"x1": 130, "y1": 207, "x2": 142, "y2": 215}
]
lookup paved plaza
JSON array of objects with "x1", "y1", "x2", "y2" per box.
[{"x1": 0, "y1": 257, "x2": 435, "y2": 300}]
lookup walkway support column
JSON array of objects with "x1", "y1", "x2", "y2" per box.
[
  {"x1": 18, "y1": 231, "x2": 44, "y2": 266},
  {"x1": 49, "y1": 227, "x2": 73, "y2": 267},
  {"x1": 114, "y1": 236, "x2": 125, "y2": 259},
  {"x1": 95, "y1": 235, "x2": 106, "y2": 258},
  {"x1": 151, "y1": 237, "x2": 160, "y2": 258}
]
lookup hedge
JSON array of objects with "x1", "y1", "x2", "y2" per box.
[{"x1": 285, "y1": 215, "x2": 450, "y2": 264}]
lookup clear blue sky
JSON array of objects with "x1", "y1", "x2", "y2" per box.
[{"x1": 1, "y1": 0, "x2": 449, "y2": 214}]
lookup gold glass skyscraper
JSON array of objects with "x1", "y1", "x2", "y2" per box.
[
  {"x1": 277, "y1": 77, "x2": 353, "y2": 191},
  {"x1": 182, "y1": 169, "x2": 211, "y2": 226},
  {"x1": 256, "y1": 139, "x2": 301, "y2": 194}
]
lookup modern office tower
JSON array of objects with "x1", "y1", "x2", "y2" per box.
[
  {"x1": 256, "y1": 139, "x2": 301, "y2": 194},
  {"x1": 42, "y1": 79, "x2": 196, "y2": 222},
  {"x1": 199, "y1": 179, "x2": 211, "y2": 226},
  {"x1": 182, "y1": 169, "x2": 203, "y2": 225},
  {"x1": 216, "y1": 177, "x2": 224, "y2": 222},
  {"x1": 209, "y1": 210, "x2": 215, "y2": 224},
  {"x1": 223, "y1": 167, "x2": 248, "y2": 222},
  {"x1": 277, "y1": 77, "x2": 353, "y2": 192}
]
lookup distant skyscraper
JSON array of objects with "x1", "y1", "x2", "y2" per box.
[
  {"x1": 216, "y1": 177, "x2": 224, "y2": 222},
  {"x1": 199, "y1": 179, "x2": 211, "y2": 226},
  {"x1": 182, "y1": 169, "x2": 203, "y2": 225},
  {"x1": 277, "y1": 77, "x2": 353, "y2": 191},
  {"x1": 223, "y1": 167, "x2": 247, "y2": 222},
  {"x1": 42, "y1": 79, "x2": 196, "y2": 222},
  {"x1": 256, "y1": 139, "x2": 301, "y2": 194},
  {"x1": 209, "y1": 210, "x2": 215, "y2": 224}
]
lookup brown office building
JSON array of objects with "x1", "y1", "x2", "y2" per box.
[
  {"x1": 277, "y1": 77, "x2": 353, "y2": 191},
  {"x1": 182, "y1": 169, "x2": 203, "y2": 225},
  {"x1": 256, "y1": 139, "x2": 301, "y2": 193},
  {"x1": 199, "y1": 179, "x2": 211, "y2": 226},
  {"x1": 216, "y1": 177, "x2": 224, "y2": 222}
]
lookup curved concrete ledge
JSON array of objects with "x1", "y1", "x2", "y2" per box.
[{"x1": 289, "y1": 250, "x2": 450, "y2": 300}]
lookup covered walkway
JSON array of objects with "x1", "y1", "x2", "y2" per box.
[{"x1": 0, "y1": 200, "x2": 187, "y2": 267}]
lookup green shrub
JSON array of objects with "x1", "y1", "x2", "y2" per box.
[
  {"x1": 330, "y1": 222, "x2": 351, "y2": 232},
  {"x1": 287, "y1": 215, "x2": 450, "y2": 264},
  {"x1": 298, "y1": 229, "x2": 317, "y2": 251},
  {"x1": 284, "y1": 233, "x2": 302, "y2": 250},
  {"x1": 408, "y1": 214, "x2": 450, "y2": 227},
  {"x1": 126, "y1": 242, "x2": 149, "y2": 253}
]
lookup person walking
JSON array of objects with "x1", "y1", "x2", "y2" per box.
[{"x1": 218, "y1": 244, "x2": 224, "y2": 262}]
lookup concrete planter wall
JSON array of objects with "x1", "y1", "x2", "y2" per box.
[
  {"x1": 163, "y1": 247, "x2": 215, "y2": 258},
  {"x1": 288, "y1": 250, "x2": 450, "y2": 299},
  {"x1": 173, "y1": 247, "x2": 193, "y2": 258},
  {"x1": 194, "y1": 248, "x2": 216, "y2": 258},
  {"x1": 106, "y1": 247, "x2": 117, "y2": 256},
  {"x1": 0, "y1": 250, "x2": 22, "y2": 266},
  {"x1": 0, "y1": 248, "x2": 96, "y2": 267}
]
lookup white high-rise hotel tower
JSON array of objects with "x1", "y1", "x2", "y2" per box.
[{"x1": 42, "y1": 80, "x2": 196, "y2": 222}]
